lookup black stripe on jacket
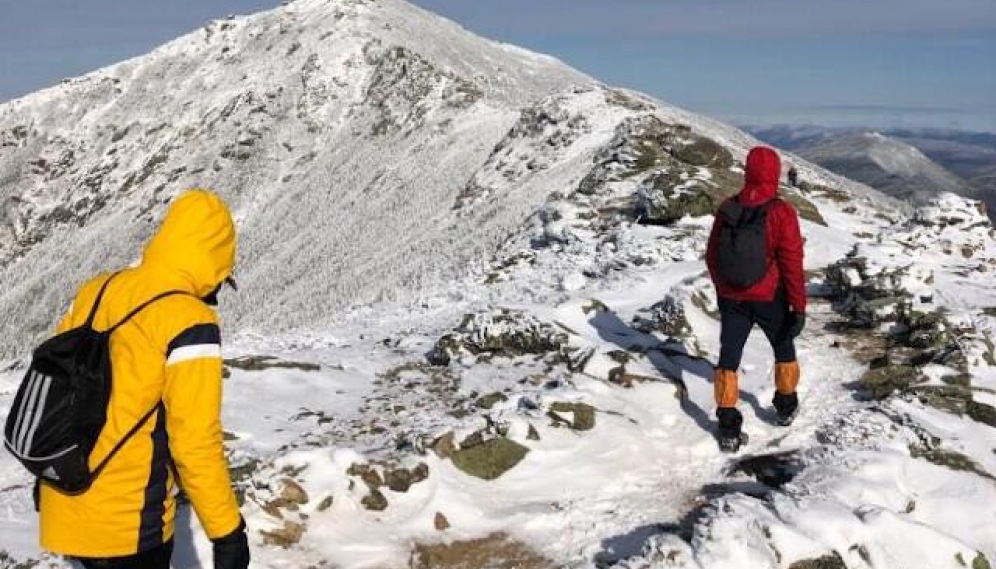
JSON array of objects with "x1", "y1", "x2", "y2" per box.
[
  {"x1": 166, "y1": 323, "x2": 221, "y2": 358},
  {"x1": 137, "y1": 405, "x2": 169, "y2": 552}
]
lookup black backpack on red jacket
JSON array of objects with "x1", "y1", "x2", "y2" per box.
[{"x1": 715, "y1": 198, "x2": 776, "y2": 288}]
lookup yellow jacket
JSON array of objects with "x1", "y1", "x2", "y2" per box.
[{"x1": 40, "y1": 190, "x2": 242, "y2": 557}]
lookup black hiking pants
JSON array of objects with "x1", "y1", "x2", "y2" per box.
[
  {"x1": 717, "y1": 294, "x2": 796, "y2": 371},
  {"x1": 72, "y1": 540, "x2": 173, "y2": 569}
]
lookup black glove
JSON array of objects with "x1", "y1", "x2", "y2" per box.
[
  {"x1": 787, "y1": 311, "x2": 806, "y2": 338},
  {"x1": 213, "y1": 518, "x2": 250, "y2": 569}
]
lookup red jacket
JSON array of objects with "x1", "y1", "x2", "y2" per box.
[{"x1": 706, "y1": 147, "x2": 806, "y2": 313}]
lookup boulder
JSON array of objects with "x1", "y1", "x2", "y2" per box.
[
  {"x1": 450, "y1": 437, "x2": 529, "y2": 480},
  {"x1": 548, "y1": 402, "x2": 597, "y2": 431},
  {"x1": 632, "y1": 296, "x2": 693, "y2": 338},
  {"x1": 434, "y1": 512, "x2": 451, "y2": 531},
  {"x1": 859, "y1": 365, "x2": 923, "y2": 399},
  {"x1": 967, "y1": 400, "x2": 996, "y2": 428}
]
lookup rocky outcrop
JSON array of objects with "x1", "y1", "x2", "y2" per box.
[{"x1": 427, "y1": 310, "x2": 573, "y2": 367}]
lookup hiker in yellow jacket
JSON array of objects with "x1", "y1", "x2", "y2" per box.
[{"x1": 39, "y1": 190, "x2": 250, "y2": 569}]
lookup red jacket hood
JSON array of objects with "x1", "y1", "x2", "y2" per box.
[{"x1": 739, "y1": 146, "x2": 781, "y2": 205}]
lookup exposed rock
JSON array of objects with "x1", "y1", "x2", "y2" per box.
[
  {"x1": 787, "y1": 554, "x2": 846, "y2": 569},
  {"x1": 910, "y1": 445, "x2": 995, "y2": 481},
  {"x1": 434, "y1": 512, "x2": 451, "y2": 531},
  {"x1": 384, "y1": 467, "x2": 415, "y2": 493},
  {"x1": 727, "y1": 450, "x2": 803, "y2": 489},
  {"x1": 228, "y1": 457, "x2": 261, "y2": 506},
  {"x1": 630, "y1": 142, "x2": 824, "y2": 226},
  {"x1": 672, "y1": 136, "x2": 734, "y2": 169},
  {"x1": 347, "y1": 463, "x2": 384, "y2": 488},
  {"x1": 781, "y1": 186, "x2": 828, "y2": 226},
  {"x1": 475, "y1": 392, "x2": 508, "y2": 410},
  {"x1": 261, "y1": 521, "x2": 305, "y2": 548},
  {"x1": 799, "y1": 181, "x2": 852, "y2": 203},
  {"x1": 632, "y1": 296, "x2": 693, "y2": 338},
  {"x1": 450, "y1": 437, "x2": 529, "y2": 480},
  {"x1": 967, "y1": 400, "x2": 996, "y2": 428},
  {"x1": 383, "y1": 464, "x2": 429, "y2": 493},
  {"x1": 224, "y1": 355, "x2": 320, "y2": 372},
  {"x1": 317, "y1": 496, "x2": 333, "y2": 512},
  {"x1": 906, "y1": 312, "x2": 952, "y2": 349},
  {"x1": 636, "y1": 166, "x2": 725, "y2": 225},
  {"x1": 361, "y1": 487, "x2": 389, "y2": 511},
  {"x1": 279, "y1": 479, "x2": 309, "y2": 505},
  {"x1": 411, "y1": 533, "x2": 553, "y2": 569},
  {"x1": 431, "y1": 432, "x2": 457, "y2": 458},
  {"x1": 912, "y1": 385, "x2": 972, "y2": 415},
  {"x1": 859, "y1": 365, "x2": 924, "y2": 399},
  {"x1": 548, "y1": 402, "x2": 596, "y2": 431},
  {"x1": 527, "y1": 424, "x2": 540, "y2": 441},
  {"x1": 263, "y1": 499, "x2": 289, "y2": 518},
  {"x1": 825, "y1": 246, "x2": 932, "y2": 327},
  {"x1": 412, "y1": 462, "x2": 430, "y2": 483},
  {"x1": 428, "y1": 310, "x2": 571, "y2": 366},
  {"x1": 460, "y1": 430, "x2": 486, "y2": 449}
]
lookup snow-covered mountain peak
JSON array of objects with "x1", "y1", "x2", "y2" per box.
[
  {"x1": 0, "y1": 0, "x2": 888, "y2": 359},
  {"x1": 0, "y1": 0, "x2": 599, "y2": 351}
]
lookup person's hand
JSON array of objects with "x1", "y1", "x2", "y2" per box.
[
  {"x1": 787, "y1": 312, "x2": 806, "y2": 338},
  {"x1": 213, "y1": 518, "x2": 250, "y2": 569}
]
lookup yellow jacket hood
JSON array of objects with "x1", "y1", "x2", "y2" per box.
[{"x1": 142, "y1": 190, "x2": 236, "y2": 298}]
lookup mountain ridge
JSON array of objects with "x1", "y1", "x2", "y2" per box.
[{"x1": 0, "y1": 0, "x2": 892, "y2": 358}]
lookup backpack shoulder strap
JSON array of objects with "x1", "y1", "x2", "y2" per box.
[
  {"x1": 106, "y1": 291, "x2": 192, "y2": 334},
  {"x1": 761, "y1": 197, "x2": 783, "y2": 212},
  {"x1": 718, "y1": 199, "x2": 743, "y2": 223},
  {"x1": 83, "y1": 272, "x2": 122, "y2": 328},
  {"x1": 87, "y1": 403, "x2": 161, "y2": 487}
]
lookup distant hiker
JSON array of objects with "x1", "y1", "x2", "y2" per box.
[
  {"x1": 787, "y1": 166, "x2": 799, "y2": 187},
  {"x1": 706, "y1": 147, "x2": 806, "y2": 452},
  {"x1": 34, "y1": 190, "x2": 249, "y2": 568}
]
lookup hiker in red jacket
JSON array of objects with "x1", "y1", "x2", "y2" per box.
[{"x1": 706, "y1": 146, "x2": 806, "y2": 451}]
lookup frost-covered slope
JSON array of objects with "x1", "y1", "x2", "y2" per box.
[{"x1": 0, "y1": 0, "x2": 594, "y2": 354}]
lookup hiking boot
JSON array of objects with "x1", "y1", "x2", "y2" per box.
[
  {"x1": 716, "y1": 407, "x2": 746, "y2": 452},
  {"x1": 773, "y1": 392, "x2": 799, "y2": 426}
]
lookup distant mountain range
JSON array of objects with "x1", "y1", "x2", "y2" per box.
[{"x1": 747, "y1": 125, "x2": 996, "y2": 216}]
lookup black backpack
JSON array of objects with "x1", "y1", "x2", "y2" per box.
[
  {"x1": 715, "y1": 198, "x2": 776, "y2": 288},
  {"x1": 3, "y1": 273, "x2": 186, "y2": 494}
]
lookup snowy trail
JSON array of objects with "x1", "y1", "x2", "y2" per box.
[{"x1": 0, "y1": 264, "x2": 868, "y2": 569}]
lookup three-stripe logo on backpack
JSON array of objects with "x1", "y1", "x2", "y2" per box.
[
  {"x1": 8, "y1": 370, "x2": 61, "y2": 459},
  {"x1": 3, "y1": 363, "x2": 84, "y2": 486}
]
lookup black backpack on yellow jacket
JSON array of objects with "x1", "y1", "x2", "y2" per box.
[{"x1": 3, "y1": 273, "x2": 186, "y2": 494}]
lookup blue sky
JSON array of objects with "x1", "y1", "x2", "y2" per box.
[{"x1": 1, "y1": 0, "x2": 994, "y2": 131}]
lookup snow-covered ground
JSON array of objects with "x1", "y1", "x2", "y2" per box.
[{"x1": 3, "y1": 190, "x2": 995, "y2": 568}]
